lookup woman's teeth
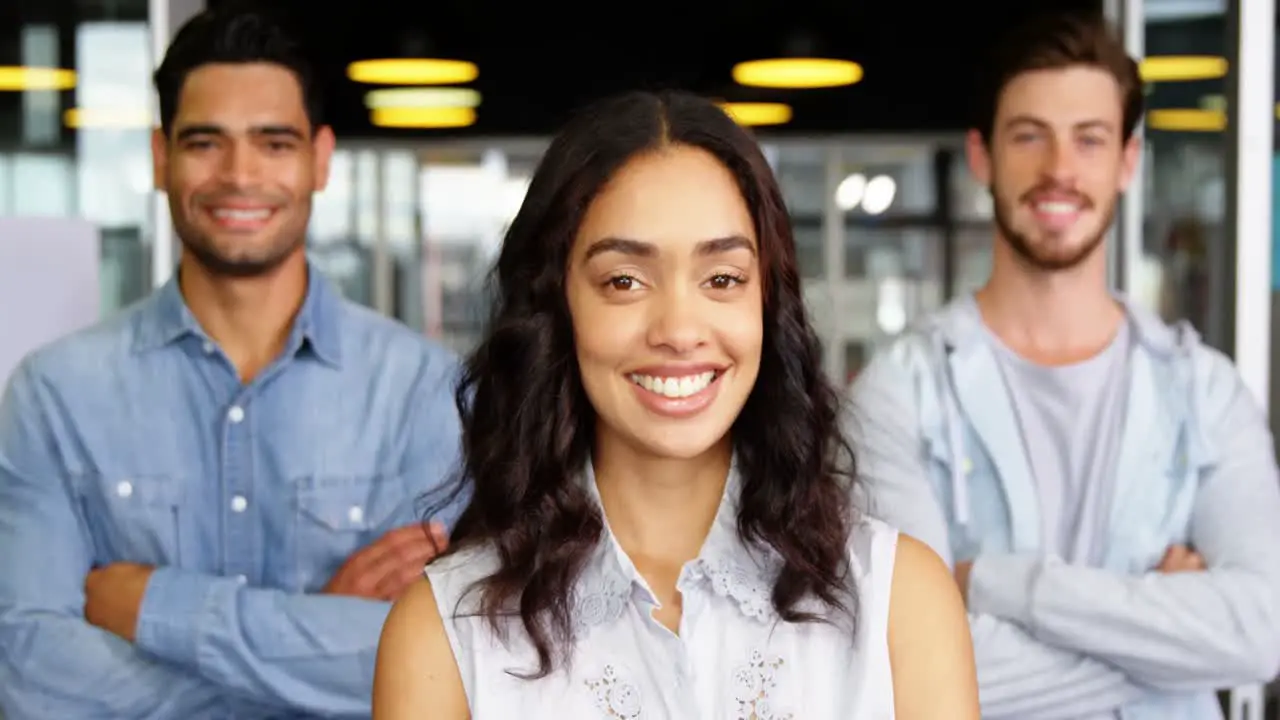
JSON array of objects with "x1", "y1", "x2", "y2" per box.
[{"x1": 628, "y1": 371, "x2": 717, "y2": 398}]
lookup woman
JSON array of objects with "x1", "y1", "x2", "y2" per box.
[{"x1": 373, "y1": 90, "x2": 977, "y2": 718}]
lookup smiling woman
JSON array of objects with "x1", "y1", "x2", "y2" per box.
[{"x1": 372, "y1": 89, "x2": 979, "y2": 719}]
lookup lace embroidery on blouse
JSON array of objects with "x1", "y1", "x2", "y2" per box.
[
  {"x1": 732, "y1": 649, "x2": 793, "y2": 720},
  {"x1": 684, "y1": 554, "x2": 780, "y2": 623},
  {"x1": 584, "y1": 664, "x2": 643, "y2": 719},
  {"x1": 572, "y1": 573, "x2": 630, "y2": 636}
]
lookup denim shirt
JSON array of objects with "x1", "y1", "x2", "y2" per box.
[
  {"x1": 849, "y1": 295, "x2": 1280, "y2": 720},
  {"x1": 0, "y1": 268, "x2": 467, "y2": 720}
]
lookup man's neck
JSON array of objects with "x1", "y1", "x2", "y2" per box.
[
  {"x1": 178, "y1": 250, "x2": 309, "y2": 381},
  {"x1": 976, "y1": 242, "x2": 1124, "y2": 364}
]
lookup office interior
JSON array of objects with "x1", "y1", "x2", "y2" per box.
[{"x1": 0, "y1": 0, "x2": 1276, "y2": 714}]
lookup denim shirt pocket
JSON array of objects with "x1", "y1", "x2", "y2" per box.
[
  {"x1": 74, "y1": 473, "x2": 184, "y2": 567},
  {"x1": 293, "y1": 474, "x2": 408, "y2": 591}
]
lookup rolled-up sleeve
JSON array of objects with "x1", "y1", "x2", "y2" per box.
[{"x1": 135, "y1": 567, "x2": 392, "y2": 717}]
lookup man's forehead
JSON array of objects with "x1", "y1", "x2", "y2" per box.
[{"x1": 998, "y1": 68, "x2": 1123, "y2": 118}]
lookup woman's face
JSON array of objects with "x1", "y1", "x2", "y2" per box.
[{"x1": 566, "y1": 145, "x2": 764, "y2": 461}]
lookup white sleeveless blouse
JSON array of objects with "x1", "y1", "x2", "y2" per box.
[{"x1": 425, "y1": 468, "x2": 899, "y2": 719}]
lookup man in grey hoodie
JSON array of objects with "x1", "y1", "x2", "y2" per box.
[{"x1": 849, "y1": 12, "x2": 1280, "y2": 720}]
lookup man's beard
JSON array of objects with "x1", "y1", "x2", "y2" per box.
[
  {"x1": 991, "y1": 184, "x2": 1114, "y2": 272},
  {"x1": 171, "y1": 190, "x2": 307, "y2": 279},
  {"x1": 178, "y1": 233, "x2": 304, "y2": 279}
]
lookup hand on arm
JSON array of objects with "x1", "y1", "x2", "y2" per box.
[
  {"x1": 68, "y1": 521, "x2": 447, "y2": 718},
  {"x1": 324, "y1": 522, "x2": 449, "y2": 601},
  {"x1": 1155, "y1": 545, "x2": 1204, "y2": 574},
  {"x1": 86, "y1": 520, "x2": 449, "y2": 648},
  {"x1": 955, "y1": 544, "x2": 1201, "y2": 609}
]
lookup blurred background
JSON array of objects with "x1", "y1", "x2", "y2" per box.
[
  {"x1": 0, "y1": 3, "x2": 1273, "y2": 718},
  {"x1": 0, "y1": 0, "x2": 1271, "y2": 390}
]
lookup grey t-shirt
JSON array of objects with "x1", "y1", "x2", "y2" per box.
[{"x1": 981, "y1": 310, "x2": 1133, "y2": 567}]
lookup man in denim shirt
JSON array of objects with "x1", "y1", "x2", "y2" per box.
[
  {"x1": 0, "y1": 5, "x2": 465, "y2": 719},
  {"x1": 850, "y1": 13, "x2": 1280, "y2": 720}
]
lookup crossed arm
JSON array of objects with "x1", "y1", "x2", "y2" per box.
[
  {"x1": 0, "y1": 359, "x2": 462, "y2": 719},
  {"x1": 848, "y1": 352, "x2": 1280, "y2": 718}
]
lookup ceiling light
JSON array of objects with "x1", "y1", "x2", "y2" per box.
[
  {"x1": 347, "y1": 59, "x2": 478, "y2": 85},
  {"x1": 718, "y1": 102, "x2": 792, "y2": 126},
  {"x1": 732, "y1": 58, "x2": 862, "y2": 89},
  {"x1": 1147, "y1": 108, "x2": 1226, "y2": 132},
  {"x1": 371, "y1": 106, "x2": 476, "y2": 129},
  {"x1": 64, "y1": 106, "x2": 152, "y2": 129},
  {"x1": 364, "y1": 87, "x2": 481, "y2": 110},
  {"x1": 835, "y1": 173, "x2": 867, "y2": 211},
  {"x1": 0, "y1": 66, "x2": 76, "y2": 91},
  {"x1": 861, "y1": 175, "x2": 896, "y2": 215},
  {"x1": 1139, "y1": 56, "x2": 1227, "y2": 82}
]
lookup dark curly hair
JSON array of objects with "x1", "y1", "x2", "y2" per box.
[{"x1": 425, "y1": 89, "x2": 859, "y2": 679}]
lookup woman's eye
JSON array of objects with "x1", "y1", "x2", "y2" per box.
[
  {"x1": 708, "y1": 274, "x2": 742, "y2": 289},
  {"x1": 608, "y1": 276, "x2": 636, "y2": 291}
]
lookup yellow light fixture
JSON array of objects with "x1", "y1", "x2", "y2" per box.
[
  {"x1": 364, "y1": 87, "x2": 481, "y2": 110},
  {"x1": 64, "y1": 106, "x2": 153, "y2": 129},
  {"x1": 0, "y1": 66, "x2": 76, "y2": 91},
  {"x1": 1147, "y1": 108, "x2": 1226, "y2": 132},
  {"x1": 371, "y1": 106, "x2": 476, "y2": 129},
  {"x1": 732, "y1": 58, "x2": 862, "y2": 89},
  {"x1": 718, "y1": 102, "x2": 793, "y2": 127},
  {"x1": 347, "y1": 58, "x2": 477, "y2": 85},
  {"x1": 1139, "y1": 55, "x2": 1227, "y2": 82}
]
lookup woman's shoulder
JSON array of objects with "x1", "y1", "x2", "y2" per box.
[
  {"x1": 375, "y1": 575, "x2": 471, "y2": 718},
  {"x1": 846, "y1": 516, "x2": 953, "y2": 600},
  {"x1": 427, "y1": 541, "x2": 501, "y2": 577},
  {"x1": 845, "y1": 515, "x2": 900, "y2": 584},
  {"x1": 882, "y1": 530, "x2": 981, "y2": 717},
  {"x1": 424, "y1": 542, "x2": 502, "y2": 615},
  {"x1": 882, "y1": 527, "x2": 970, "y2": 655}
]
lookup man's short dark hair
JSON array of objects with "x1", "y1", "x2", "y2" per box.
[
  {"x1": 152, "y1": 1, "x2": 322, "y2": 136},
  {"x1": 972, "y1": 12, "x2": 1144, "y2": 144}
]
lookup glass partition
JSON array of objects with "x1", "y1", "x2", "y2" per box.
[{"x1": 0, "y1": 0, "x2": 153, "y2": 315}]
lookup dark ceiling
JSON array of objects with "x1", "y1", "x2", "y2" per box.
[
  {"x1": 0, "y1": 0, "x2": 1249, "y2": 144},
  {"x1": 237, "y1": 0, "x2": 1107, "y2": 138}
]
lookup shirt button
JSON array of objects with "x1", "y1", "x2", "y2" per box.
[
  {"x1": 235, "y1": 574, "x2": 247, "y2": 584},
  {"x1": 202, "y1": 341, "x2": 215, "y2": 354},
  {"x1": 347, "y1": 506, "x2": 364, "y2": 524},
  {"x1": 230, "y1": 495, "x2": 248, "y2": 513},
  {"x1": 227, "y1": 406, "x2": 245, "y2": 423},
  {"x1": 115, "y1": 480, "x2": 133, "y2": 498}
]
